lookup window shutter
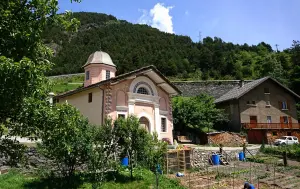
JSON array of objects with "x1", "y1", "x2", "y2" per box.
[
  {"x1": 287, "y1": 101, "x2": 290, "y2": 110},
  {"x1": 280, "y1": 116, "x2": 284, "y2": 123},
  {"x1": 288, "y1": 116, "x2": 292, "y2": 124},
  {"x1": 278, "y1": 101, "x2": 282, "y2": 109}
]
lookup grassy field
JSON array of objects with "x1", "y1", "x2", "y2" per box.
[
  {"x1": 0, "y1": 168, "x2": 185, "y2": 189},
  {"x1": 50, "y1": 75, "x2": 84, "y2": 94}
]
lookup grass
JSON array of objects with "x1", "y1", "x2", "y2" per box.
[
  {"x1": 49, "y1": 75, "x2": 84, "y2": 94},
  {"x1": 0, "y1": 168, "x2": 185, "y2": 189}
]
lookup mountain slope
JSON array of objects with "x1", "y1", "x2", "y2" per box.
[{"x1": 44, "y1": 12, "x2": 295, "y2": 86}]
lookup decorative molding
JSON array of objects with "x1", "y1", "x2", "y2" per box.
[
  {"x1": 127, "y1": 92, "x2": 160, "y2": 105},
  {"x1": 116, "y1": 106, "x2": 128, "y2": 111},
  {"x1": 159, "y1": 110, "x2": 168, "y2": 115},
  {"x1": 133, "y1": 81, "x2": 154, "y2": 96}
]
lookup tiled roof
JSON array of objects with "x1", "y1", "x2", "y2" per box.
[{"x1": 215, "y1": 77, "x2": 300, "y2": 103}]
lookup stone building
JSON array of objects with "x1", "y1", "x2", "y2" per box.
[
  {"x1": 214, "y1": 77, "x2": 300, "y2": 144},
  {"x1": 55, "y1": 51, "x2": 181, "y2": 143}
]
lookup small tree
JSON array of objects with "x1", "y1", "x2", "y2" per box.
[
  {"x1": 38, "y1": 103, "x2": 93, "y2": 181},
  {"x1": 114, "y1": 115, "x2": 151, "y2": 180},
  {"x1": 172, "y1": 94, "x2": 228, "y2": 132},
  {"x1": 88, "y1": 119, "x2": 120, "y2": 189}
]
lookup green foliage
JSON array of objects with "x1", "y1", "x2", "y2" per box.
[
  {"x1": 114, "y1": 116, "x2": 152, "y2": 179},
  {"x1": 0, "y1": 0, "x2": 82, "y2": 166},
  {"x1": 172, "y1": 94, "x2": 229, "y2": 132},
  {"x1": 38, "y1": 103, "x2": 93, "y2": 179},
  {"x1": 262, "y1": 144, "x2": 300, "y2": 160},
  {"x1": 88, "y1": 119, "x2": 120, "y2": 188}
]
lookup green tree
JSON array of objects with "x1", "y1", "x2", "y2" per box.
[
  {"x1": 290, "y1": 41, "x2": 300, "y2": 95},
  {"x1": 38, "y1": 103, "x2": 93, "y2": 180},
  {"x1": 114, "y1": 116, "x2": 152, "y2": 180},
  {"x1": 0, "y1": 0, "x2": 81, "y2": 163},
  {"x1": 172, "y1": 94, "x2": 228, "y2": 132},
  {"x1": 88, "y1": 119, "x2": 120, "y2": 189}
]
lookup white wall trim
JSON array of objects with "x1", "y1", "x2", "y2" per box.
[
  {"x1": 160, "y1": 115, "x2": 168, "y2": 133},
  {"x1": 159, "y1": 110, "x2": 168, "y2": 115},
  {"x1": 129, "y1": 76, "x2": 158, "y2": 96}
]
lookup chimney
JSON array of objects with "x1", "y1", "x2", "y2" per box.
[{"x1": 239, "y1": 80, "x2": 245, "y2": 88}]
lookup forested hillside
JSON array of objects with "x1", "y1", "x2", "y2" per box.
[{"x1": 44, "y1": 12, "x2": 300, "y2": 94}]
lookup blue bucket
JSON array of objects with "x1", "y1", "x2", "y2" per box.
[
  {"x1": 121, "y1": 157, "x2": 129, "y2": 166},
  {"x1": 239, "y1": 152, "x2": 245, "y2": 161},
  {"x1": 212, "y1": 154, "x2": 220, "y2": 165}
]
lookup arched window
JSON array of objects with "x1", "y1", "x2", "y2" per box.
[{"x1": 137, "y1": 87, "x2": 149, "y2": 95}]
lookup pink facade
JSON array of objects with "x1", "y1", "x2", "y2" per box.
[
  {"x1": 57, "y1": 51, "x2": 179, "y2": 144},
  {"x1": 103, "y1": 77, "x2": 174, "y2": 143}
]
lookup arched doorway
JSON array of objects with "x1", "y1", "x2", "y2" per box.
[{"x1": 139, "y1": 117, "x2": 150, "y2": 132}]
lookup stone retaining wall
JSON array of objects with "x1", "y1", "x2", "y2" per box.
[{"x1": 190, "y1": 148, "x2": 259, "y2": 168}]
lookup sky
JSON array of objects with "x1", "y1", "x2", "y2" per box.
[{"x1": 58, "y1": 0, "x2": 300, "y2": 50}]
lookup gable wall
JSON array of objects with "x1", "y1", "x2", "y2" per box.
[
  {"x1": 59, "y1": 87, "x2": 103, "y2": 125},
  {"x1": 239, "y1": 80, "x2": 298, "y2": 124}
]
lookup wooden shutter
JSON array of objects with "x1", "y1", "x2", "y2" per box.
[
  {"x1": 280, "y1": 116, "x2": 284, "y2": 123},
  {"x1": 278, "y1": 101, "x2": 282, "y2": 109},
  {"x1": 288, "y1": 116, "x2": 292, "y2": 124}
]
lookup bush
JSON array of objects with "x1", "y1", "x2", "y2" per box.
[
  {"x1": 38, "y1": 103, "x2": 93, "y2": 180},
  {"x1": 88, "y1": 119, "x2": 120, "y2": 189}
]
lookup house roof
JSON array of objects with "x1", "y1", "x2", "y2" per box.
[
  {"x1": 215, "y1": 77, "x2": 300, "y2": 104},
  {"x1": 55, "y1": 65, "x2": 181, "y2": 99}
]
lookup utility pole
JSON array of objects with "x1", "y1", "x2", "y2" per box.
[
  {"x1": 198, "y1": 31, "x2": 202, "y2": 43},
  {"x1": 275, "y1": 44, "x2": 279, "y2": 52}
]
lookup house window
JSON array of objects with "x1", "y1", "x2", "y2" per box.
[
  {"x1": 161, "y1": 117, "x2": 167, "y2": 132},
  {"x1": 137, "y1": 87, "x2": 149, "y2": 95},
  {"x1": 272, "y1": 132, "x2": 277, "y2": 136},
  {"x1": 264, "y1": 88, "x2": 270, "y2": 94},
  {"x1": 282, "y1": 101, "x2": 288, "y2": 110},
  {"x1": 247, "y1": 101, "x2": 256, "y2": 105},
  {"x1": 267, "y1": 116, "x2": 272, "y2": 123},
  {"x1": 106, "y1": 70, "x2": 110, "y2": 80},
  {"x1": 88, "y1": 93, "x2": 92, "y2": 103},
  {"x1": 118, "y1": 114, "x2": 125, "y2": 119},
  {"x1": 86, "y1": 71, "x2": 90, "y2": 80},
  {"x1": 283, "y1": 116, "x2": 289, "y2": 124}
]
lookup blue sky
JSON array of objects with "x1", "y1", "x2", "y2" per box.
[{"x1": 58, "y1": 0, "x2": 300, "y2": 50}]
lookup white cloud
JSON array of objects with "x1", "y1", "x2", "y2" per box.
[{"x1": 138, "y1": 3, "x2": 174, "y2": 34}]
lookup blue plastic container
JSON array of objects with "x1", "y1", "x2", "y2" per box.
[
  {"x1": 239, "y1": 152, "x2": 245, "y2": 161},
  {"x1": 212, "y1": 154, "x2": 220, "y2": 165},
  {"x1": 121, "y1": 157, "x2": 129, "y2": 166}
]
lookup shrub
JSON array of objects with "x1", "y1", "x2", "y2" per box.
[
  {"x1": 38, "y1": 103, "x2": 93, "y2": 180},
  {"x1": 88, "y1": 119, "x2": 120, "y2": 189}
]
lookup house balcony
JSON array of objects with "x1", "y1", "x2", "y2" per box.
[{"x1": 242, "y1": 123, "x2": 300, "y2": 130}]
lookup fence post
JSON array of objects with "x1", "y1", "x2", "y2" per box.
[{"x1": 283, "y1": 151, "x2": 287, "y2": 167}]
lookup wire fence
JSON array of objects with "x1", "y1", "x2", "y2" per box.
[{"x1": 163, "y1": 149, "x2": 300, "y2": 189}]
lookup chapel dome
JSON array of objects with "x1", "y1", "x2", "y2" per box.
[{"x1": 83, "y1": 51, "x2": 116, "y2": 67}]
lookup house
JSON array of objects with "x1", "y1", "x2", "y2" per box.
[
  {"x1": 54, "y1": 51, "x2": 181, "y2": 143},
  {"x1": 215, "y1": 77, "x2": 300, "y2": 144}
]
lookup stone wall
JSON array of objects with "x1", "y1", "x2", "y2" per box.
[
  {"x1": 190, "y1": 148, "x2": 259, "y2": 168},
  {"x1": 0, "y1": 147, "x2": 53, "y2": 173},
  {"x1": 172, "y1": 80, "x2": 252, "y2": 98}
]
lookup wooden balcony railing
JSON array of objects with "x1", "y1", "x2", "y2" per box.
[{"x1": 242, "y1": 123, "x2": 300, "y2": 129}]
